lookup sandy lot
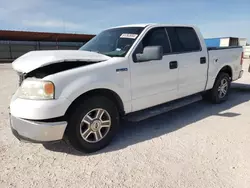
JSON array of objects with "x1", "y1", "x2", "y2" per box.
[{"x1": 1, "y1": 60, "x2": 250, "y2": 188}]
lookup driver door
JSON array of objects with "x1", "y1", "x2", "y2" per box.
[{"x1": 129, "y1": 27, "x2": 178, "y2": 112}]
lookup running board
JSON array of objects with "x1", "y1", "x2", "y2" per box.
[{"x1": 125, "y1": 94, "x2": 202, "y2": 122}]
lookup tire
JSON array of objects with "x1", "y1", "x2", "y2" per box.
[
  {"x1": 207, "y1": 72, "x2": 231, "y2": 104},
  {"x1": 65, "y1": 96, "x2": 120, "y2": 153}
]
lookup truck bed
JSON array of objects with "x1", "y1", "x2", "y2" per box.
[{"x1": 205, "y1": 46, "x2": 243, "y2": 91}]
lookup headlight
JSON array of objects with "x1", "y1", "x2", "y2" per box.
[{"x1": 17, "y1": 79, "x2": 55, "y2": 100}]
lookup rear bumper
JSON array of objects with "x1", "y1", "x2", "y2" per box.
[{"x1": 9, "y1": 114, "x2": 67, "y2": 143}]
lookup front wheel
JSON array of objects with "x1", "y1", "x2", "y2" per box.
[{"x1": 65, "y1": 96, "x2": 120, "y2": 153}]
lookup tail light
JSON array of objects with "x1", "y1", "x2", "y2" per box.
[{"x1": 240, "y1": 52, "x2": 243, "y2": 65}]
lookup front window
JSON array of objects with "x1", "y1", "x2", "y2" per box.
[{"x1": 79, "y1": 27, "x2": 144, "y2": 57}]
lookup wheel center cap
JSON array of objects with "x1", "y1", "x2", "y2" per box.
[
  {"x1": 90, "y1": 120, "x2": 101, "y2": 131},
  {"x1": 221, "y1": 85, "x2": 227, "y2": 91}
]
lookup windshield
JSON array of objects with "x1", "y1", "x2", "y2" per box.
[{"x1": 79, "y1": 27, "x2": 144, "y2": 57}]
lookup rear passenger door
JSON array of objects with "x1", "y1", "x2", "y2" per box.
[{"x1": 166, "y1": 27, "x2": 208, "y2": 98}]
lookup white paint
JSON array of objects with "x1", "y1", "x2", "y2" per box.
[
  {"x1": 12, "y1": 50, "x2": 111, "y2": 73},
  {"x1": 129, "y1": 52, "x2": 178, "y2": 111},
  {"x1": 206, "y1": 47, "x2": 243, "y2": 90},
  {"x1": 10, "y1": 24, "x2": 243, "y2": 123}
]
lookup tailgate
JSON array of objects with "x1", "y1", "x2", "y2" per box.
[{"x1": 243, "y1": 46, "x2": 250, "y2": 59}]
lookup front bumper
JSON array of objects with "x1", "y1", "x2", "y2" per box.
[
  {"x1": 10, "y1": 96, "x2": 71, "y2": 120},
  {"x1": 9, "y1": 114, "x2": 67, "y2": 143}
]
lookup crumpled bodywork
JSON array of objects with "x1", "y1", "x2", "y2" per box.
[
  {"x1": 12, "y1": 50, "x2": 111, "y2": 85},
  {"x1": 12, "y1": 50, "x2": 111, "y2": 73}
]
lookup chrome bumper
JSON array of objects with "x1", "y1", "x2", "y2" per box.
[{"x1": 9, "y1": 114, "x2": 67, "y2": 143}]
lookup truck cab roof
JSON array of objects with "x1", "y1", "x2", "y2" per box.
[{"x1": 109, "y1": 23, "x2": 197, "y2": 29}]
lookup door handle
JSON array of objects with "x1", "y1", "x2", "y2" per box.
[
  {"x1": 200, "y1": 57, "x2": 206, "y2": 64},
  {"x1": 169, "y1": 61, "x2": 178, "y2": 69}
]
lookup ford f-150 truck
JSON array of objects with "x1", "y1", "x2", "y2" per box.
[{"x1": 9, "y1": 24, "x2": 244, "y2": 153}]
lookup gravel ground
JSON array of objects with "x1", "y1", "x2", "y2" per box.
[{"x1": 1, "y1": 60, "x2": 250, "y2": 188}]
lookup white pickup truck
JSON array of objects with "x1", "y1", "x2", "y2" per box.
[{"x1": 9, "y1": 24, "x2": 243, "y2": 153}]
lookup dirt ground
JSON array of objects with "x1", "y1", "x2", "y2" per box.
[{"x1": 0, "y1": 60, "x2": 250, "y2": 188}]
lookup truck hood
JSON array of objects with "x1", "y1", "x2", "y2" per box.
[{"x1": 12, "y1": 50, "x2": 111, "y2": 73}]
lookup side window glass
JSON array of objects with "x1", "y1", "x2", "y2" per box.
[
  {"x1": 166, "y1": 27, "x2": 201, "y2": 53},
  {"x1": 166, "y1": 27, "x2": 182, "y2": 53},
  {"x1": 137, "y1": 27, "x2": 171, "y2": 54},
  {"x1": 175, "y1": 27, "x2": 201, "y2": 52}
]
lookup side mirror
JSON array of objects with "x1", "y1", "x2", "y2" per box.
[{"x1": 135, "y1": 46, "x2": 163, "y2": 62}]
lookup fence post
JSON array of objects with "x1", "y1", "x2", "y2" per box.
[
  {"x1": 8, "y1": 41, "x2": 12, "y2": 60},
  {"x1": 56, "y1": 37, "x2": 58, "y2": 49}
]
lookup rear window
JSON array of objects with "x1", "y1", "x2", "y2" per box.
[{"x1": 166, "y1": 27, "x2": 201, "y2": 53}]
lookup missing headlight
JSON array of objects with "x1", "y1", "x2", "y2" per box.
[{"x1": 17, "y1": 72, "x2": 26, "y2": 86}]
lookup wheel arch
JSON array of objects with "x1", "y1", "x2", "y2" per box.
[
  {"x1": 65, "y1": 88, "x2": 125, "y2": 118},
  {"x1": 216, "y1": 65, "x2": 233, "y2": 80}
]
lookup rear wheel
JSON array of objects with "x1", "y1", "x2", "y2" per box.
[
  {"x1": 205, "y1": 72, "x2": 231, "y2": 103},
  {"x1": 65, "y1": 96, "x2": 120, "y2": 153}
]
